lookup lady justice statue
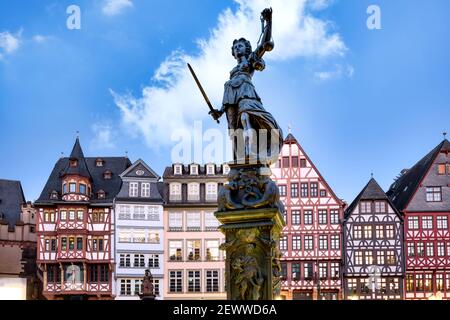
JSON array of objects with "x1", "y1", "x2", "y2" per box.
[
  {"x1": 190, "y1": 8, "x2": 285, "y2": 300},
  {"x1": 189, "y1": 8, "x2": 283, "y2": 164}
]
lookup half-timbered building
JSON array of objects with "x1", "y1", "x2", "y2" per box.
[
  {"x1": 387, "y1": 138, "x2": 450, "y2": 300},
  {"x1": 343, "y1": 178, "x2": 404, "y2": 300},
  {"x1": 35, "y1": 138, "x2": 131, "y2": 299},
  {"x1": 271, "y1": 133, "x2": 346, "y2": 300}
]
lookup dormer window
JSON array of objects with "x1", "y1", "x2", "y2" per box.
[
  {"x1": 223, "y1": 164, "x2": 230, "y2": 175},
  {"x1": 63, "y1": 184, "x2": 67, "y2": 194},
  {"x1": 206, "y1": 164, "x2": 215, "y2": 175},
  {"x1": 79, "y1": 184, "x2": 86, "y2": 195},
  {"x1": 174, "y1": 164, "x2": 182, "y2": 175},
  {"x1": 103, "y1": 170, "x2": 112, "y2": 180},
  {"x1": 190, "y1": 164, "x2": 198, "y2": 175},
  {"x1": 69, "y1": 183, "x2": 76, "y2": 193},
  {"x1": 96, "y1": 158, "x2": 104, "y2": 167},
  {"x1": 50, "y1": 190, "x2": 59, "y2": 200},
  {"x1": 97, "y1": 190, "x2": 106, "y2": 199},
  {"x1": 69, "y1": 159, "x2": 78, "y2": 167}
]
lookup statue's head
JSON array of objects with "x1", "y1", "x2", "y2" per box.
[{"x1": 231, "y1": 38, "x2": 252, "y2": 59}]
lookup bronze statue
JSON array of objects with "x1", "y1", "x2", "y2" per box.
[
  {"x1": 189, "y1": 8, "x2": 283, "y2": 163},
  {"x1": 139, "y1": 269, "x2": 155, "y2": 300}
]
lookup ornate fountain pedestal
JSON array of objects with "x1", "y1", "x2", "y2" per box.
[{"x1": 215, "y1": 161, "x2": 285, "y2": 300}]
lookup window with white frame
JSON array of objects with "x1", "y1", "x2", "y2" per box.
[
  {"x1": 426, "y1": 243, "x2": 434, "y2": 256},
  {"x1": 169, "y1": 270, "x2": 183, "y2": 293},
  {"x1": 141, "y1": 183, "x2": 150, "y2": 197},
  {"x1": 280, "y1": 236, "x2": 288, "y2": 251},
  {"x1": 206, "y1": 182, "x2": 218, "y2": 201},
  {"x1": 206, "y1": 270, "x2": 219, "y2": 292},
  {"x1": 169, "y1": 212, "x2": 183, "y2": 231},
  {"x1": 437, "y1": 242, "x2": 445, "y2": 257},
  {"x1": 222, "y1": 164, "x2": 230, "y2": 174},
  {"x1": 129, "y1": 182, "x2": 138, "y2": 197},
  {"x1": 422, "y1": 216, "x2": 433, "y2": 229},
  {"x1": 190, "y1": 164, "x2": 198, "y2": 175},
  {"x1": 134, "y1": 279, "x2": 142, "y2": 296},
  {"x1": 304, "y1": 236, "x2": 313, "y2": 250},
  {"x1": 188, "y1": 270, "x2": 201, "y2": 292},
  {"x1": 205, "y1": 240, "x2": 220, "y2": 261},
  {"x1": 134, "y1": 254, "x2": 145, "y2": 267},
  {"x1": 187, "y1": 240, "x2": 201, "y2": 261},
  {"x1": 331, "y1": 235, "x2": 340, "y2": 250},
  {"x1": 169, "y1": 241, "x2": 183, "y2": 261},
  {"x1": 119, "y1": 254, "x2": 131, "y2": 267},
  {"x1": 330, "y1": 262, "x2": 339, "y2": 279},
  {"x1": 375, "y1": 201, "x2": 386, "y2": 213},
  {"x1": 148, "y1": 254, "x2": 160, "y2": 268},
  {"x1": 353, "y1": 226, "x2": 362, "y2": 239},
  {"x1": 304, "y1": 210, "x2": 313, "y2": 225},
  {"x1": 153, "y1": 279, "x2": 160, "y2": 295},
  {"x1": 319, "y1": 263, "x2": 327, "y2": 279},
  {"x1": 204, "y1": 211, "x2": 219, "y2": 231},
  {"x1": 292, "y1": 236, "x2": 301, "y2": 250},
  {"x1": 364, "y1": 225, "x2": 373, "y2": 239},
  {"x1": 386, "y1": 251, "x2": 396, "y2": 264},
  {"x1": 386, "y1": 225, "x2": 395, "y2": 238},
  {"x1": 291, "y1": 210, "x2": 301, "y2": 225},
  {"x1": 318, "y1": 210, "x2": 327, "y2": 225},
  {"x1": 186, "y1": 212, "x2": 201, "y2": 231},
  {"x1": 119, "y1": 205, "x2": 131, "y2": 220},
  {"x1": 375, "y1": 225, "x2": 384, "y2": 238},
  {"x1": 120, "y1": 279, "x2": 131, "y2": 295},
  {"x1": 330, "y1": 210, "x2": 339, "y2": 224},
  {"x1": 408, "y1": 216, "x2": 419, "y2": 230},
  {"x1": 147, "y1": 206, "x2": 160, "y2": 221},
  {"x1": 407, "y1": 243, "x2": 415, "y2": 257},
  {"x1": 206, "y1": 164, "x2": 215, "y2": 175},
  {"x1": 304, "y1": 263, "x2": 313, "y2": 279},
  {"x1": 376, "y1": 251, "x2": 385, "y2": 264},
  {"x1": 360, "y1": 202, "x2": 371, "y2": 213},
  {"x1": 355, "y1": 251, "x2": 363, "y2": 265},
  {"x1": 174, "y1": 164, "x2": 182, "y2": 175},
  {"x1": 365, "y1": 251, "x2": 373, "y2": 264},
  {"x1": 133, "y1": 206, "x2": 145, "y2": 220},
  {"x1": 169, "y1": 183, "x2": 182, "y2": 201},
  {"x1": 187, "y1": 183, "x2": 200, "y2": 201},
  {"x1": 426, "y1": 187, "x2": 442, "y2": 202},
  {"x1": 133, "y1": 230, "x2": 146, "y2": 243},
  {"x1": 319, "y1": 235, "x2": 328, "y2": 250},
  {"x1": 437, "y1": 216, "x2": 448, "y2": 229}
]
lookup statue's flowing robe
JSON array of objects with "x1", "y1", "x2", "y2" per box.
[{"x1": 222, "y1": 64, "x2": 283, "y2": 162}]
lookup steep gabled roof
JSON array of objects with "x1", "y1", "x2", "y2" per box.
[
  {"x1": 62, "y1": 138, "x2": 92, "y2": 179},
  {"x1": 0, "y1": 179, "x2": 25, "y2": 227},
  {"x1": 345, "y1": 178, "x2": 394, "y2": 219},
  {"x1": 120, "y1": 159, "x2": 160, "y2": 180},
  {"x1": 285, "y1": 133, "x2": 345, "y2": 208},
  {"x1": 387, "y1": 139, "x2": 449, "y2": 211},
  {"x1": 36, "y1": 157, "x2": 131, "y2": 204}
]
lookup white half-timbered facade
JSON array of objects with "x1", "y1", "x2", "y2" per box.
[{"x1": 343, "y1": 178, "x2": 404, "y2": 300}]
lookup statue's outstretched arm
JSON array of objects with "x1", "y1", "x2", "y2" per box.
[{"x1": 254, "y1": 8, "x2": 274, "y2": 59}]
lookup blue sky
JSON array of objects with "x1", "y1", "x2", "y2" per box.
[{"x1": 0, "y1": 0, "x2": 449, "y2": 204}]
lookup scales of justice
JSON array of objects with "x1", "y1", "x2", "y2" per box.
[{"x1": 188, "y1": 8, "x2": 285, "y2": 300}]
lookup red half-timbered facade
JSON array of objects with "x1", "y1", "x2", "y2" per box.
[
  {"x1": 271, "y1": 133, "x2": 346, "y2": 300},
  {"x1": 35, "y1": 138, "x2": 131, "y2": 300},
  {"x1": 387, "y1": 139, "x2": 450, "y2": 300}
]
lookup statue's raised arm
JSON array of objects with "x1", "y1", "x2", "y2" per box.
[{"x1": 251, "y1": 8, "x2": 274, "y2": 71}]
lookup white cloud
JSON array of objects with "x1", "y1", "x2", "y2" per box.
[
  {"x1": 314, "y1": 64, "x2": 354, "y2": 81},
  {"x1": 90, "y1": 122, "x2": 116, "y2": 150},
  {"x1": 33, "y1": 35, "x2": 54, "y2": 43},
  {"x1": 112, "y1": 0, "x2": 347, "y2": 148},
  {"x1": 0, "y1": 30, "x2": 22, "y2": 59},
  {"x1": 102, "y1": 0, "x2": 133, "y2": 16}
]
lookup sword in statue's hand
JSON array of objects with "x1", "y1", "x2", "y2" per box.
[{"x1": 187, "y1": 63, "x2": 221, "y2": 124}]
